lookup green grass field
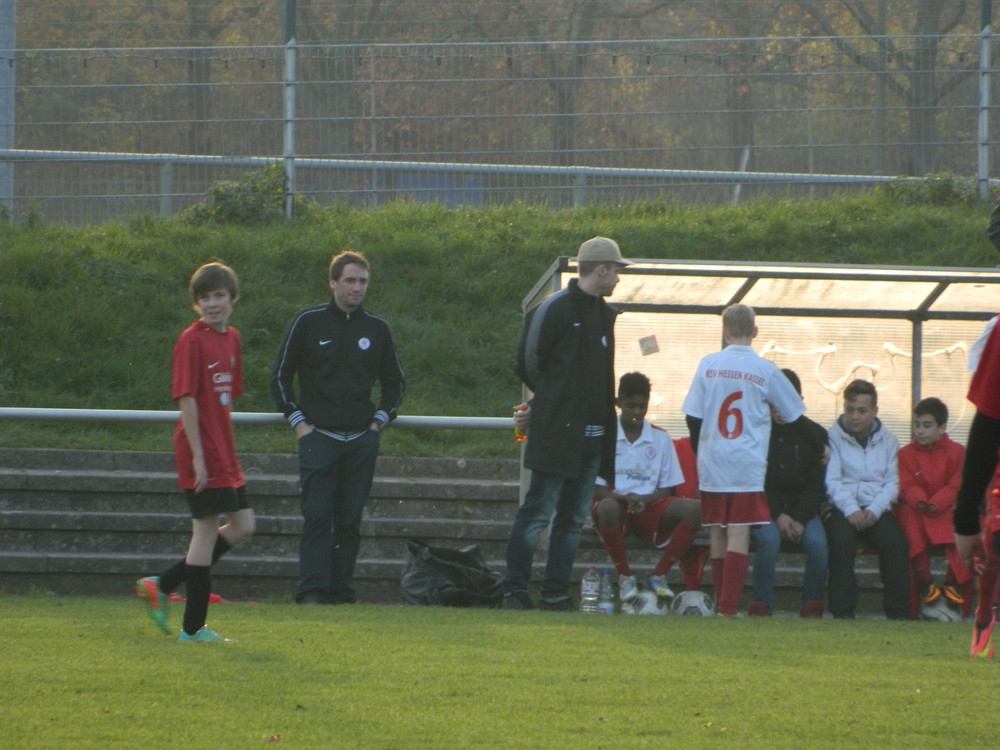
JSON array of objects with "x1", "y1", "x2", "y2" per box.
[{"x1": 2, "y1": 596, "x2": 994, "y2": 748}]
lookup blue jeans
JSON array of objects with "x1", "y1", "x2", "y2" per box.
[
  {"x1": 504, "y1": 436, "x2": 603, "y2": 601},
  {"x1": 751, "y1": 516, "x2": 828, "y2": 609},
  {"x1": 297, "y1": 429, "x2": 380, "y2": 604}
]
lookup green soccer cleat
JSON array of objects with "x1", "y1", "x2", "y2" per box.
[
  {"x1": 135, "y1": 576, "x2": 170, "y2": 635},
  {"x1": 178, "y1": 625, "x2": 231, "y2": 643}
]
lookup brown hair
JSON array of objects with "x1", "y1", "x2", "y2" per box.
[
  {"x1": 577, "y1": 260, "x2": 610, "y2": 277},
  {"x1": 914, "y1": 397, "x2": 948, "y2": 425},
  {"x1": 843, "y1": 378, "x2": 877, "y2": 406},
  {"x1": 190, "y1": 262, "x2": 239, "y2": 304},
  {"x1": 329, "y1": 251, "x2": 370, "y2": 280}
]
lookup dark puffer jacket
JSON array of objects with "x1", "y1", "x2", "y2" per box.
[{"x1": 764, "y1": 414, "x2": 828, "y2": 524}]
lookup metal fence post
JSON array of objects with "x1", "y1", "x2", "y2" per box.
[
  {"x1": 573, "y1": 171, "x2": 587, "y2": 207},
  {"x1": 978, "y1": 2, "x2": 992, "y2": 201},
  {"x1": 283, "y1": 0, "x2": 297, "y2": 220},
  {"x1": 159, "y1": 161, "x2": 173, "y2": 218},
  {"x1": 0, "y1": 0, "x2": 14, "y2": 217}
]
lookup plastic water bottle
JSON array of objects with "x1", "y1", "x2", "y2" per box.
[
  {"x1": 513, "y1": 404, "x2": 528, "y2": 443},
  {"x1": 579, "y1": 566, "x2": 600, "y2": 613},
  {"x1": 597, "y1": 567, "x2": 615, "y2": 614}
]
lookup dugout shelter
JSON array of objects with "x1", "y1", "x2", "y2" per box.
[{"x1": 522, "y1": 258, "x2": 1000, "y2": 446}]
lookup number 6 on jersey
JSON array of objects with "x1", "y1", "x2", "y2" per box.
[{"x1": 718, "y1": 391, "x2": 744, "y2": 439}]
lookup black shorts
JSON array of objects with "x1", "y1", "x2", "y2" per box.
[{"x1": 184, "y1": 485, "x2": 250, "y2": 519}]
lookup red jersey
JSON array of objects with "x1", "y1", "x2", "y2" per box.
[
  {"x1": 968, "y1": 320, "x2": 1000, "y2": 420},
  {"x1": 897, "y1": 433, "x2": 964, "y2": 550},
  {"x1": 171, "y1": 320, "x2": 245, "y2": 491}
]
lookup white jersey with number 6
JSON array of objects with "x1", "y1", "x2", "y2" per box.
[{"x1": 681, "y1": 344, "x2": 805, "y2": 493}]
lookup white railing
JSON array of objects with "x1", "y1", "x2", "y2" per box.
[
  {"x1": 0, "y1": 407, "x2": 512, "y2": 431},
  {"x1": 0, "y1": 147, "x2": 932, "y2": 218}
]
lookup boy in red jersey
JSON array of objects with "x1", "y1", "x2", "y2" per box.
[
  {"x1": 592, "y1": 372, "x2": 701, "y2": 603},
  {"x1": 897, "y1": 397, "x2": 970, "y2": 612},
  {"x1": 681, "y1": 304, "x2": 812, "y2": 616},
  {"x1": 955, "y1": 314, "x2": 1000, "y2": 657},
  {"x1": 135, "y1": 262, "x2": 255, "y2": 642}
]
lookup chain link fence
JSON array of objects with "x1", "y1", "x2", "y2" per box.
[{"x1": 2, "y1": 35, "x2": 996, "y2": 224}]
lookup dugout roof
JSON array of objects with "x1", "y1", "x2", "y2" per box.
[{"x1": 523, "y1": 259, "x2": 1000, "y2": 446}]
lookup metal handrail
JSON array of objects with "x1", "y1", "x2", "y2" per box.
[
  {"x1": 0, "y1": 407, "x2": 512, "y2": 431},
  {"x1": 0, "y1": 147, "x2": 926, "y2": 186}
]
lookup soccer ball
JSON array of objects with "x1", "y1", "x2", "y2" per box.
[
  {"x1": 920, "y1": 599, "x2": 961, "y2": 623},
  {"x1": 669, "y1": 589, "x2": 717, "y2": 617},
  {"x1": 622, "y1": 590, "x2": 669, "y2": 616}
]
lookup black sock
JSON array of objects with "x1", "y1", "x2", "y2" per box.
[
  {"x1": 158, "y1": 560, "x2": 186, "y2": 595},
  {"x1": 182, "y1": 564, "x2": 211, "y2": 636},
  {"x1": 211, "y1": 535, "x2": 232, "y2": 564},
  {"x1": 159, "y1": 536, "x2": 232, "y2": 595}
]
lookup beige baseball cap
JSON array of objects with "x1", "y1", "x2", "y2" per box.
[{"x1": 576, "y1": 236, "x2": 632, "y2": 266}]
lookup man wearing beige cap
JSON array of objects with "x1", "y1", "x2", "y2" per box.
[{"x1": 503, "y1": 236, "x2": 631, "y2": 610}]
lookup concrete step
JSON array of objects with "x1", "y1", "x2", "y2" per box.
[
  {"x1": 0, "y1": 509, "x2": 516, "y2": 558},
  {"x1": 0, "y1": 449, "x2": 522, "y2": 601},
  {"x1": 0, "y1": 448, "x2": 519, "y2": 482},
  {"x1": 0, "y1": 471, "x2": 519, "y2": 517},
  {"x1": 0, "y1": 448, "x2": 935, "y2": 614}
]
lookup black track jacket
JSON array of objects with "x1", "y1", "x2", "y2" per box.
[{"x1": 271, "y1": 301, "x2": 404, "y2": 433}]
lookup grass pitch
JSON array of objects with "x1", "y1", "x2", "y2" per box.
[{"x1": 1, "y1": 596, "x2": 994, "y2": 749}]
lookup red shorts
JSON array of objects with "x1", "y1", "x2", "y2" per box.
[
  {"x1": 984, "y1": 525, "x2": 1000, "y2": 571},
  {"x1": 591, "y1": 496, "x2": 677, "y2": 548},
  {"x1": 700, "y1": 491, "x2": 769, "y2": 527},
  {"x1": 980, "y1": 486, "x2": 1000, "y2": 571},
  {"x1": 987, "y1": 487, "x2": 1000, "y2": 536}
]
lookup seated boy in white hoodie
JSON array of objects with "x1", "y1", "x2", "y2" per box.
[{"x1": 822, "y1": 379, "x2": 910, "y2": 620}]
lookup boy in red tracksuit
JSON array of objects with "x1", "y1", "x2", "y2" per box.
[{"x1": 897, "y1": 397, "x2": 970, "y2": 613}]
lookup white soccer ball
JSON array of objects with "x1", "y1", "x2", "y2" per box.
[
  {"x1": 920, "y1": 599, "x2": 961, "y2": 623},
  {"x1": 669, "y1": 589, "x2": 717, "y2": 617},
  {"x1": 623, "y1": 590, "x2": 669, "y2": 616}
]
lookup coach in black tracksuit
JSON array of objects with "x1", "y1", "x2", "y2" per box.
[{"x1": 271, "y1": 251, "x2": 404, "y2": 605}]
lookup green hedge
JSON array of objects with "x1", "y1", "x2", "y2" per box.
[{"x1": 1, "y1": 191, "x2": 996, "y2": 456}]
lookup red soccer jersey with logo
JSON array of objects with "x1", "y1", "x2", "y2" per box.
[
  {"x1": 171, "y1": 320, "x2": 245, "y2": 491},
  {"x1": 968, "y1": 319, "x2": 1000, "y2": 420}
]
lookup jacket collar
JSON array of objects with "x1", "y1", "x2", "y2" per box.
[
  {"x1": 617, "y1": 418, "x2": 654, "y2": 446},
  {"x1": 912, "y1": 432, "x2": 952, "y2": 453},
  {"x1": 326, "y1": 299, "x2": 364, "y2": 320},
  {"x1": 835, "y1": 414, "x2": 883, "y2": 445},
  {"x1": 567, "y1": 277, "x2": 602, "y2": 302}
]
